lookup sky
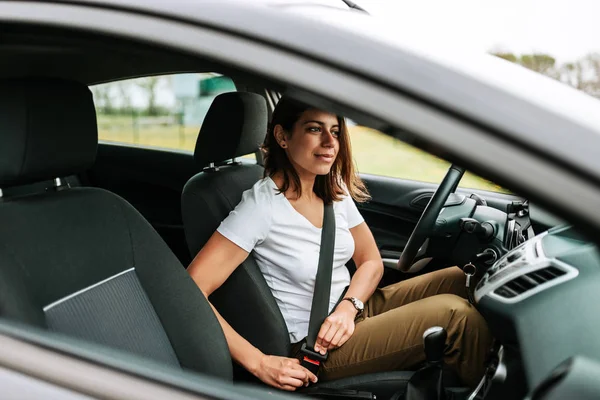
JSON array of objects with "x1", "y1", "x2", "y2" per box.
[{"x1": 361, "y1": 0, "x2": 600, "y2": 63}]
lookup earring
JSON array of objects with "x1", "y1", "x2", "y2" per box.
[{"x1": 281, "y1": 143, "x2": 287, "y2": 148}]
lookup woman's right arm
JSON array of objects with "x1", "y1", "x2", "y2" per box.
[{"x1": 187, "y1": 231, "x2": 318, "y2": 390}]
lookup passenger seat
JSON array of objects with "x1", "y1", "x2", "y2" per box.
[{"x1": 0, "y1": 78, "x2": 232, "y2": 381}]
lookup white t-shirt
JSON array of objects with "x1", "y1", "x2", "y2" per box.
[{"x1": 217, "y1": 177, "x2": 364, "y2": 343}]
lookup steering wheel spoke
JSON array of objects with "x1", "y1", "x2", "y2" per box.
[{"x1": 397, "y1": 165, "x2": 465, "y2": 272}]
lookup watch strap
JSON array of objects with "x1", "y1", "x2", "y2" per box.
[{"x1": 343, "y1": 297, "x2": 363, "y2": 313}]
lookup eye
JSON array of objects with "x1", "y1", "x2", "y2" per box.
[
  {"x1": 307, "y1": 126, "x2": 321, "y2": 133},
  {"x1": 331, "y1": 130, "x2": 340, "y2": 138}
]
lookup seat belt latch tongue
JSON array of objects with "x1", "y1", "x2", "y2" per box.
[{"x1": 300, "y1": 342, "x2": 327, "y2": 376}]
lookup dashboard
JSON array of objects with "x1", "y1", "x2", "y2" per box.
[
  {"x1": 474, "y1": 225, "x2": 600, "y2": 394},
  {"x1": 474, "y1": 232, "x2": 579, "y2": 304}
]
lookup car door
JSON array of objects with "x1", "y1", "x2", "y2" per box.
[{"x1": 347, "y1": 124, "x2": 526, "y2": 282}]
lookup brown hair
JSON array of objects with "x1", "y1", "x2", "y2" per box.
[{"x1": 262, "y1": 96, "x2": 370, "y2": 204}]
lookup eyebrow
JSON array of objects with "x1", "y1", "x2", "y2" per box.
[{"x1": 302, "y1": 120, "x2": 339, "y2": 128}]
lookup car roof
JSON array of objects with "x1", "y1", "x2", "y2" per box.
[
  {"x1": 54, "y1": 0, "x2": 600, "y2": 183},
  {"x1": 4, "y1": 0, "x2": 600, "y2": 186}
]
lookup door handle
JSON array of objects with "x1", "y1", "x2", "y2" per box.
[
  {"x1": 382, "y1": 257, "x2": 401, "y2": 270},
  {"x1": 381, "y1": 249, "x2": 403, "y2": 270}
]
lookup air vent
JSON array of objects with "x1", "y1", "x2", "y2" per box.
[{"x1": 494, "y1": 266, "x2": 566, "y2": 299}]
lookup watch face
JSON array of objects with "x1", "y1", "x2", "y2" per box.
[{"x1": 354, "y1": 298, "x2": 364, "y2": 311}]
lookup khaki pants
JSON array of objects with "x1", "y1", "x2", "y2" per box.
[{"x1": 293, "y1": 267, "x2": 493, "y2": 388}]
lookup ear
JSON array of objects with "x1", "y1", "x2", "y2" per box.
[{"x1": 274, "y1": 125, "x2": 288, "y2": 148}]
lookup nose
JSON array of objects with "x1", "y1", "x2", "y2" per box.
[{"x1": 321, "y1": 129, "x2": 336, "y2": 147}]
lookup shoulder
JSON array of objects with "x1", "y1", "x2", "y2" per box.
[
  {"x1": 334, "y1": 186, "x2": 364, "y2": 229},
  {"x1": 240, "y1": 177, "x2": 276, "y2": 208},
  {"x1": 218, "y1": 177, "x2": 276, "y2": 250}
]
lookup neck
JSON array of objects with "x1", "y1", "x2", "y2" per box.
[
  {"x1": 272, "y1": 170, "x2": 317, "y2": 201},
  {"x1": 297, "y1": 173, "x2": 317, "y2": 201}
]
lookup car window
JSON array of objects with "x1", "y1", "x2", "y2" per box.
[
  {"x1": 349, "y1": 125, "x2": 509, "y2": 193},
  {"x1": 91, "y1": 73, "x2": 236, "y2": 152}
]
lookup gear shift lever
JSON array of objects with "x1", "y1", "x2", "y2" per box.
[
  {"x1": 403, "y1": 326, "x2": 447, "y2": 400},
  {"x1": 424, "y1": 326, "x2": 447, "y2": 365}
]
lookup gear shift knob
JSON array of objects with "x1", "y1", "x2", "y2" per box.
[{"x1": 423, "y1": 326, "x2": 447, "y2": 364}]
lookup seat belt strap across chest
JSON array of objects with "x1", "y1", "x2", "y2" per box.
[{"x1": 301, "y1": 203, "x2": 336, "y2": 375}]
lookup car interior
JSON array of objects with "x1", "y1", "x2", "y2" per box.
[{"x1": 0, "y1": 21, "x2": 598, "y2": 400}]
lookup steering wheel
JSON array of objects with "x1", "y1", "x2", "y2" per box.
[{"x1": 397, "y1": 165, "x2": 465, "y2": 272}]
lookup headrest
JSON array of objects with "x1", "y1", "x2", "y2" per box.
[
  {"x1": 0, "y1": 79, "x2": 97, "y2": 187},
  {"x1": 194, "y1": 92, "x2": 267, "y2": 167}
]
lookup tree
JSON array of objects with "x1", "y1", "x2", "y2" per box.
[
  {"x1": 91, "y1": 84, "x2": 115, "y2": 114},
  {"x1": 492, "y1": 51, "x2": 600, "y2": 99},
  {"x1": 493, "y1": 52, "x2": 518, "y2": 63},
  {"x1": 519, "y1": 54, "x2": 557, "y2": 77},
  {"x1": 491, "y1": 52, "x2": 559, "y2": 78},
  {"x1": 116, "y1": 81, "x2": 134, "y2": 113},
  {"x1": 560, "y1": 61, "x2": 585, "y2": 90},
  {"x1": 580, "y1": 53, "x2": 600, "y2": 97},
  {"x1": 137, "y1": 77, "x2": 162, "y2": 116}
]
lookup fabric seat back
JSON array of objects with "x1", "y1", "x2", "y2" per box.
[{"x1": 181, "y1": 93, "x2": 291, "y2": 380}]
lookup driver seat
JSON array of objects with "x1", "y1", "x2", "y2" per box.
[{"x1": 181, "y1": 92, "x2": 414, "y2": 399}]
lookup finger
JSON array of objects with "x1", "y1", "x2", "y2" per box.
[
  {"x1": 279, "y1": 384, "x2": 299, "y2": 392},
  {"x1": 286, "y1": 360, "x2": 308, "y2": 384},
  {"x1": 319, "y1": 321, "x2": 336, "y2": 347},
  {"x1": 315, "y1": 340, "x2": 327, "y2": 354},
  {"x1": 329, "y1": 326, "x2": 346, "y2": 349},
  {"x1": 287, "y1": 365, "x2": 309, "y2": 384},
  {"x1": 299, "y1": 366, "x2": 319, "y2": 383},
  {"x1": 279, "y1": 376, "x2": 305, "y2": 389},
  {"x1": 317, "y1": 332, "x2": 332, "y2": 352},
  {"x1": 316, "y1": 322, "x2": 331, "y2": 353},
  {"x1": 315, "y1": 338, "x2": 327, "y2": 354},
  {"x1": 322, "y1": 320, "x2": 341, "y2": 348}
]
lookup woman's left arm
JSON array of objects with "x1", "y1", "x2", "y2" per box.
[{"x1": 315, "y1": 221, "x2": 383, "y2": 353}]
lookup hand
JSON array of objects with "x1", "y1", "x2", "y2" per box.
[
  {"x1": 252, "y1": 354, "x2": 318, "y2": 391},
  {"x1": 314, "y1": 300, "x2": 357, "y2": 354}
]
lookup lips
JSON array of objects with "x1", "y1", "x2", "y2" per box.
[{"x1": 315, "y1": 153, "x2": 335, "y2": 161}]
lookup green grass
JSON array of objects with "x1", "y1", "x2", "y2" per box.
[
  {"x1": 348, "y1": 126, "x2": 507, "y2": 193},
  {"x1": 97, "y1": 115, "x2": 507, "y2": 193},
  {"x1": 98, "y1": 115, "x2": 200, "y2": 150}
]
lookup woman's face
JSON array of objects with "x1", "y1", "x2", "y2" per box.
[{"x1": 275, "y1": 108, "x2": 340, "y2": 178}]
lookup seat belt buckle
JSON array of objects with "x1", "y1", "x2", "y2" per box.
[{"x1": 300, "y1": 342, "x2": 328, "y2": 376}]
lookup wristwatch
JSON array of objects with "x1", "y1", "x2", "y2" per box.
[{"x1": 343, "y1": 297, "x2": 364, "y2": 315}]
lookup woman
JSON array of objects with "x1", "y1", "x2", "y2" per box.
[{"x1": 187, "y1": 96, "x2": 492, "y2": 391}]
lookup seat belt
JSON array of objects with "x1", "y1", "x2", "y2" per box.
[{"x1": 300, "y1": 203, "x2": 336, "y2": 376}]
